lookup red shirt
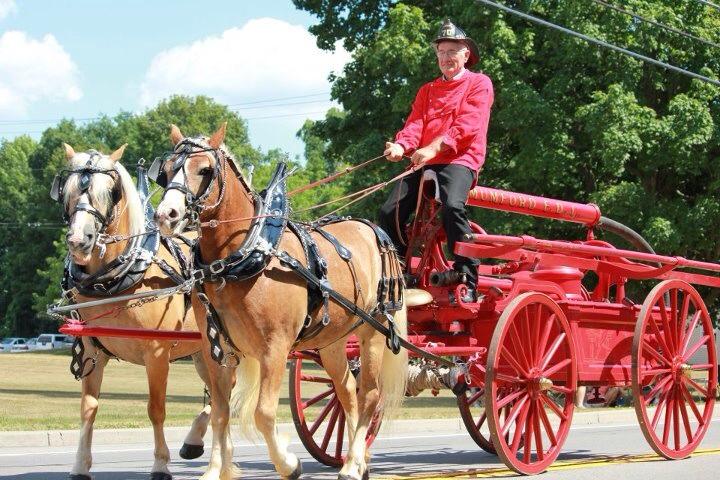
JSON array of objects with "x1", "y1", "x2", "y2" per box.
[{"x1": 395, "y1": 70, "x2": 494, "y2": 173}]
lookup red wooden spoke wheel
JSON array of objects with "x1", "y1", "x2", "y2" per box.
[
  {"x1": 632, "y1": 280, "x2": 718, "y2": 460},
  {"x1": 457, "y1": 385, "x2": 525, "y2": 454},
  {"x1": 485, "y1": 292, "x2": 577, "y2": 475},
  {"x1": 289, "y1": 356, "x2": 382, "y2": 467}
]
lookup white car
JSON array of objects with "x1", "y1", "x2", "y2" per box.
[
  {"x1": 26, "y1": 337, "x2": 39, "y2": 350},
  {"x1": 0, "y1": 337, "x2": 29, "y2": 352},
  {"x1": 35, "y1": 334, "x2": 71, "y2": 350}
]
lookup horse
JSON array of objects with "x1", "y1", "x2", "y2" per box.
[
  {"x1": 55, "y1": 143, "x2": 214, "y2": 480},
  {"x1": 153, "y1": 123, "x2": 408, "y2": 480}
]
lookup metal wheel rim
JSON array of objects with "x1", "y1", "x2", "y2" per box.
[
  {"x1": 485, "y1": 292, "x2": 577, "y2": 475},
  {"x1": 632, "y1": 280, "x2": 718, "y2": 459},
  {"x1": 289, "y1": 357, "x2": 382, "y2": 467}
]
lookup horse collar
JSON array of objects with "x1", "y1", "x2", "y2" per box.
[{"x1": 191, "y1": 162, "x2": 290, "y2": 283}]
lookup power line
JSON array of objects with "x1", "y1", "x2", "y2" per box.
[
  {"x1": 693, "y1": 0, "x2": 720, "y2": 12},
  {"x1": 476, "y1": 0, "x2": 720, "y2": 87},
  {"x1": 0, "y1": 109, "x2": 334, "y2": 135},
  {"x1": 590, "y1": 0, "x2": 720, "y2": 49},
  {"x1": 0, "y1": 222, "x2": 65, "y2": 229},
  {"x1": 225, "y1": 91, "x2": 330, "y2": 107},
  {"x1": 231, "y1": 98, "x2": 333, "y2": 111},
  {"x1": 0, "y1": 92, "x2": 333, "y2": 126},
  {"x1": 243, "y1": 110, "x2": 331, "y2": 121}
]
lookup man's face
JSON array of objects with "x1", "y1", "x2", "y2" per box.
[{"x1": 435, "y1": 40, "x2": 470, "y2": 78}]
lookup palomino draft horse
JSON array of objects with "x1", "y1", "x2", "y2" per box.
[
  {"x1": 154, "y1": 123, "x2": 408, "y2": 480},
  {"x1": 55, "y1": 144, "x2": 213, "y2": 480}
]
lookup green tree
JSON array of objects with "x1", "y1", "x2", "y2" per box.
[{"x1": 0, "y1": 136, "x2": 40, "y2": 336}]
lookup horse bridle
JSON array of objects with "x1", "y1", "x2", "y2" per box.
[
  {"x1": 50, "y1": 150, "x2": 122, "y2": 230},
  {"x1": 149, "y1": 137, "x2": 228, "y2": 220}
]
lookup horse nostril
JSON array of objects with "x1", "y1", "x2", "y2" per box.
[{"x1": 167, "y1": 208, "x2": 179, "y2": 221}]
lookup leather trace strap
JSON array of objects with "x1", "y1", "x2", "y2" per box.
[
  {"x1": 195, "y1": 283, "x2": 240, "y2": 367},
  {"x1": 70, "y1": 336, "x2": 96, "y2": 380},
  {"x1": 274, "y1": 249, "x2": 456, "y2": 368}
]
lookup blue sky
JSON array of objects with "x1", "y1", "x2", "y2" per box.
[{"x1": 0, "y1": 0, "x2": 349, "y2": 160}]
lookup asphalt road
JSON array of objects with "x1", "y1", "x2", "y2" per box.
[{"x1": 1, "y1": 419, "x2": 719, "y2": 479}]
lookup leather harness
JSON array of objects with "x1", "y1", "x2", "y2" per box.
[
  {"x1": 183, "y1": 160, "x2": 405, "y2": 365},
  {"x1": 62, "y1": 165, "x2": 190, "y2": 379}
]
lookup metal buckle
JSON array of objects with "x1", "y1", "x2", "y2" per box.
[
  {"x1": 63, "y1": 287, "x2": 79, "y2": 302},
  {"x1": 192, "y1": 270, "x2": 205, "y2": 282},
  {"x1": 209, "y1": 260, "x2": 225, "y2": 275}
]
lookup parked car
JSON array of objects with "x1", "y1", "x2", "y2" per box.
[
  {"x1": 35, "y1": 334, "x2": 71, "y2": 350},
  {"x1": 26, "y1": 337, "x2": 39, "y2": 350},
  {"x1": 0, "y1": 337, "x2": 29, "y2": 352}
]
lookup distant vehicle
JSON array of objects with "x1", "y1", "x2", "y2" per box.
[
  {"x1": 35, "y1": 334, "x2": 71, "y2": 350},
  {"x1": 26, "y1": 337, "x2": 38, "y2": 350},
  {"x1": 0, "y1": 337, "x2": 29, "y2": 352}
]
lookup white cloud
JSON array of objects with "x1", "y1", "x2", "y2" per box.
[
  {"x1": 139, "y1": 17, "x2": 350, "y2": 114},
  {"x1": 0, "y1": 0, "x2": 16, "y2": 20},
  {"x1": 0, "y1": 31, "x2": 82, "y2": 117}
]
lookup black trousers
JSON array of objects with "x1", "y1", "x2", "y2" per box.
[{"x1": 378, "y1": 164, "x2": 479, "y2": 284}]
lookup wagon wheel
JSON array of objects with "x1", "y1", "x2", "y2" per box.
[
  {"x1": 457, "y1": 385, "x2": 525, "y2": 454},
  {"x1": 485, "y1": 292, "x2": 577, "y2": 475},
  {"x1": 632, "y1": 280, "x2": 718, "y2": 459},
  {"x1": 289, "y1": 356, "x2": 382, "y2": 467}
]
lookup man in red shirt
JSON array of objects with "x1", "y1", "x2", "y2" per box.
[{"x1": 378, "y1": 19, "x2": 494, "y2": 302}]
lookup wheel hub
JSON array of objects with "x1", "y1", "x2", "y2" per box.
[{"x1": 538, "y1": 377, "x2": 553, "y2": 391}]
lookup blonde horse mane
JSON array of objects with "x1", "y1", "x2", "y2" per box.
[{"x1": 64, "y1": 151, "x2": 145, "y2": 235}]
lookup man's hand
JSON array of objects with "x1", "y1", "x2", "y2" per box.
[
  {"x1": 410, "y1": 144, "x2": 441, "y2": 166},
  {"x1": 384, "y1": 142, "x2": 404, "y2": 162}
]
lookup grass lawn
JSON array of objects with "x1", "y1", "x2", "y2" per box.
[{"x1": 0, "y1": 351, "x2": 461, "y2": 431}]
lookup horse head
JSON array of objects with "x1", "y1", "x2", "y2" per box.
[
  {"x1": 52, "y1": 143, "x2": 141, "y2": 266},
  {"x1": 154, "y1": 122, "x2": 244, "y2": 237}
]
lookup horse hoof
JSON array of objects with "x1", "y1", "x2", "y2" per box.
[
  {"x1": 68, "y1": 475, "x2": 92, "y2": 480},
  {"x1": 150, "y1": 472, "x2": 172, "y2": 480},
  {"x1": 179, "y1": 442, "x2": 204, "y2": 459},
  {"x1": 287, "y1": 461, "x2": 302, "y2": 480},
  {"x1": 337, "y1": 470, "x2": 369, "y2": 480}
]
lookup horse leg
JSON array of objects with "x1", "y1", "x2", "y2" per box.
[
  {"x1": 70, "y1": 351, "x2": 110, "y2": 480},
  {"x1": 319, "y1": 342, "x2": 359, "y2": 451},
  {"x1": 338, "y1": 332, "x2": 383, "y2": 480},
  {"x1": 253, "y1": 353, "x2": 302, "y2": 479},
  {"x1": 340, "y1": 309, "x2": 408, "y2": 480},
  {"x1": 144, "y1": 349, "x2": 173, "y2": 480},
  {"x1": 180, "y1": 352, "x2": 212, "y2": 460},
  {"x1": 200, "y1": 357, "x2": 237, "y2": 480}
]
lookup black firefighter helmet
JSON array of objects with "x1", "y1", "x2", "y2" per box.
[{"x1": 433, "y1": 18, "x2": 479, "y2": 68}]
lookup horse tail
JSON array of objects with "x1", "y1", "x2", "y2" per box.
[
  {"x1": 379, "y1": 304, "x2": 408, "y2": 421},
  {"x1": 230, "y1": 355, "x2": 261, "y2": 439}
]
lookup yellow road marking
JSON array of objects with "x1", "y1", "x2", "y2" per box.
[{"x1": 380, "y1": 448, "x2": 720, "y2": 479}]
